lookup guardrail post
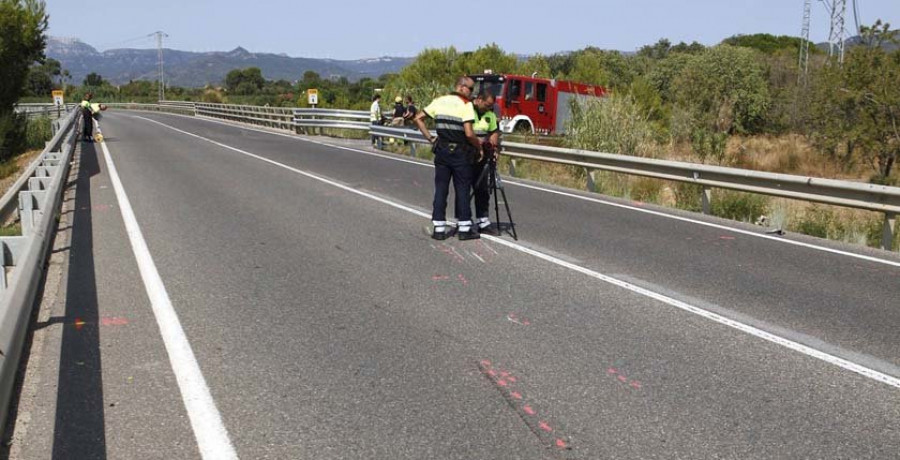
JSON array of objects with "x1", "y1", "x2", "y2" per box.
[
  {"x1": 701, "y1": 186, "x2": 712, "y2": 215},
  {"x1": 18, "y1": 191, "x2": 47, "y2": 236},
  {"x1": 585, "y1": 168, "x2": 598, "y2": 193},
  {"x1": 509, "y1": 159, "x2": 518, "y2": 178},
  {"x1": 883, "y1": 212, "x2": 897, "y2": 251},
  {"x1": 410, "y1": 142, "x2": 417, "y2": 158},
  {"x1": 0, "y1": 237, "x2": 27, "y2": 291}
]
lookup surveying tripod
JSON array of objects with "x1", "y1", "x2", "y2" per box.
[{"x1": 471, "y1": 152, "x2": 518, "y2": 240}]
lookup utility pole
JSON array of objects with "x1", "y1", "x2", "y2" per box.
[
  {"x1": 825, "y1": 0, "x2": 848, "y2": 63},
  {"x1": 151, "y1": 31, "x2": 169, "y2": 101},
  {"x1": 799, "y1": 0, "x2": 812, "y2": 79}
]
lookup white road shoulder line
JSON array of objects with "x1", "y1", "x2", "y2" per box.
[
  {"x1": 125, "y1": 111, "x2": 900, "y2": 268},
  {"x1": 97, "y1": 124, "x2": 239, "y2": 459},
  {"x1": 136, "y1": 115, "x2": 900, "y2": 390}
]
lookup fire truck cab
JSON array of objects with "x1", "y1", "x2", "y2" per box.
[{"x1": 470, "y1": 73, "x2": 607, "y2": 135}]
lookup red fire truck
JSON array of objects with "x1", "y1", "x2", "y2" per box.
[{"x1": 470, "y1": 73, "x2": 607, "y2": 135}]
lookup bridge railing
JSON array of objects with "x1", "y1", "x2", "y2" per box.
[
  {"x1": 0, "y1": 108, "x2": 80, "y2": 432},
  {"x1": 13, "y1": 103, "x2": 76, "y2": 119},
  {"x1": 108, "y1": 102, "x2": 900, "y2": 251}
]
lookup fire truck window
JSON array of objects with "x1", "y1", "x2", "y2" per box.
[
  {"x1": 524, "y1": 82, "x2": 534, "y2": 100},
  {"x1": 536, "y1": 83, "x2": 547, "y2": 102},
  {"x1": 508, "y1": 80, "x2": 521, "y2": 101},
  {"x1": 477, "y1": 81, "x2": 503, "y2": 98}
]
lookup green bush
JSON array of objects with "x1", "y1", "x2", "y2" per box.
[
  {"x1": 0, "y1": 111, "x2": 27, "y2": 162},
  {"x1": 25, "y1": 115, "x2": 51, "y2": 149},
  {"x1": 710, "y1": 189, "x2": 769, "y2": 222},
  {"x1": 564, "y1": 94, "x2": 654, "y2": 156}
]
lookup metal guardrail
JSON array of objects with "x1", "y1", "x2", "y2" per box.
[
  {"x1": 0, "y1": 108, "x2": 79, "y2": 432},
  {"x1": 108, "y1": 102, "x2": 900, "y2": 250},
  {"x1": 13, "y1": 103, "x2": 75, "y2": 119}
]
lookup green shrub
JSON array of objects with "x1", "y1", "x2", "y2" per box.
[
  {"x1": 0, "y1": 112, "x2": 27, "y2": 162},
  {"x1": 25, "y1": 115, "x2": 51, "y2": 149},
  {"x1": 710, "y1": 189, "x2": 768, "y2": 222},
  {"x1": 564, "y1": 94, "x2": 654, "y2": 156}
]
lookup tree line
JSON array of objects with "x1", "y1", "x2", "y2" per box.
[{"x1": 7, "y1": 2, "x2": 898, "y2": 184}]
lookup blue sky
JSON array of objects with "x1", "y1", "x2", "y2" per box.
[{"x1": 45, "y1": 0, "x2": 898, "y2": 59}]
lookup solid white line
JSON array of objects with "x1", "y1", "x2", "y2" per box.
[
  {"x1": 97, "y1": 125, "x2": 239, "y2": 459},
  {"x1": 136, "y1": 116, "x2": 900, "y2": 390},
  {"x1": 126, "y1": 111, "x2": 900, "y2": 269}
]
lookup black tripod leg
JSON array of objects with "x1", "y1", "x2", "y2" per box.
[{"x1": 491, "y1": 162, "x2": 518, "y2": 240}]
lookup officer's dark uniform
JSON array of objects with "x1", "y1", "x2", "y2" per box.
[
  {"x1": 423, "y1": 93, "x2": 479, "y2": 239},
  {"x1": 80, "y1": 98, "x2": 95, "y2": 142},
  {"x1": 472, "y1": 108, "x2": 500, "y2": 232}
]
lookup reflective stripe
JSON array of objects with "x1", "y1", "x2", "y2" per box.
[{"x1": 424, "y1": 94, "x2": 476, "y2": 144}]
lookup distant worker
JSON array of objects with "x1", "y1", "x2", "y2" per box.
[
  {"x1": 414, "y1": 76, "x2": 483, "y2": 240},
  {"x1": 471, "y1": 92, "x2": 501, "y2": 235},
  {"x1": 390, "y1": 96, "x2": 405, "y2": 126},
  {"x1": 402, "y1": 96, "x2": 417, "y2": 126},
  {"x1": 369, "y1": 94, "x2": 382, "y2": 145},
  {"x1": 79, "y1": 92, "x2": 105, "y2": 143}
]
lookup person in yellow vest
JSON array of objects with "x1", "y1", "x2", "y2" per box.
[
  {"x1": 413, "y1": 76, "x2": 483, "y2": 240},
  {"x1": 79, "y1": 93, "x2": 106, "y2": 143},
  {"x1": 471, "y1": 92, "x2": 501, "y2": 235},
  {"x1": 80, "y1": 92, "x2": 96, "y2": 142}
]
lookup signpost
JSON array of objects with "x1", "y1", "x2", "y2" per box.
[
  {"x1": 307, "y1": 88, "x2": 318, "y2": 108},
  {"x1": 52, "y1": 90, "x2": 64, "y2": 118}
]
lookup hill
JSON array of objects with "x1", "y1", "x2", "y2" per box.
[{"x1": 46, "y1": 37, "x2": 414, "y2": 87}]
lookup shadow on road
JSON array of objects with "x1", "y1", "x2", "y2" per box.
[{"x1": 50, "y1": 140, "x2": 107, "y2": 459}]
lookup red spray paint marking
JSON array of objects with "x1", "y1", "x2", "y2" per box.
[
  {"x1": 479, "y1": 358, "x2": 573, "y2": 451},
  {"x1": 92, "y1": 204, "x2": 112, "y2": 212},
  {"x1": 608, "y1": 363, "x2": 644, "y2": 391},
  {"x1": 457, "y1": 274, "x2": 469, "y2": 286},
  {"x1": 720, "y1": 236, "x2": 736, "y2": 240},
  {"x1": 101, "y1": 317, "x2": 128, "y2": 326},
  {"x1": 431, "y1": 275, "x2": 450, "y2": 281}
]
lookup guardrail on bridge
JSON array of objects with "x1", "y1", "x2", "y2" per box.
[{"x1": 0, "y1": 108, "x2": 80, "y2": 432}]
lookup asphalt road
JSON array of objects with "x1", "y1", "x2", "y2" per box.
[{"x1": 12, "y1": 111, "x2": 900, "y2": 459}]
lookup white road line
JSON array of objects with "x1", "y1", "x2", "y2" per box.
[
  {"x1": 97, "y1": 124, "x2": 239, "y2": 459},
  {"x1": 125, "y1": 111, "x2": 900, "y2": 269},
  {"x1": 136, "y1": 116, "x2": 900, "y2": 390}
]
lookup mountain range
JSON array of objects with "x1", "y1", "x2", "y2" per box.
[{"x1": 46, "y1": 37, "x2": 415, "y2": 88}]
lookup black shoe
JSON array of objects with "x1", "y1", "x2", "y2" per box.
[
  {"x1": 458, "y1": 228, "x2": 480, "y2": 240},
  {"x1": 431, "y1": 227, "x2": 457, "y2": 240},
  {"x1": 478, "y1": 223, "x2": 500, "y2": 236}
]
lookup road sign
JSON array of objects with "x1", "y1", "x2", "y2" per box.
[
  {"x1": 307, "y1": 89, "x2": 318, "y2": 106},
  {"x1": 52, "y1": 90, "x2": 65, "y2": 107}
]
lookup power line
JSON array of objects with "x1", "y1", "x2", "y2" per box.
[
  {"x1": 799, "y1": 0, "x2": 812, "y2": 78},
  {"x1": 151, "y1": 31, "x2": 169, "y2": 101}
]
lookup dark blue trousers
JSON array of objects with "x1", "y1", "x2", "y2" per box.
[
  {"x1": 432, "y1": 144, "x2": 474, "y2": 223},
  {"x1": 472, "y1": 159, "x2": 491, "y2": 219}
]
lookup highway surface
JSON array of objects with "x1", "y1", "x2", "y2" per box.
[{"x1": 9, "y1": 111, "x2": 900, "y2": 459}]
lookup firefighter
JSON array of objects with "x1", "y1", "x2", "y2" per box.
[
  {"x1": 390, "y1": 96, "x2": 405, "y2": 126},
  {"x1": 414, "y1": 76, "x2": 483, "y2": 240},
  {"x1": 471, "y1": 91, "x2": 501, "y2": 235}
]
